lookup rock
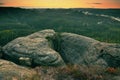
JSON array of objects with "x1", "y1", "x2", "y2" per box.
[
  {"x1": 19, "y1": 57, "x2": 32, "y2": 66},
  {"x1": 99, "y1": 44, "x2": 120, "y2": 67},
  {"x1": 52, "y1": 32, "x2": 120, "y2": 67},
  {"x1": 112, "y1": 76, "x2": 120, "y2": 80},
  {"x1": 53, "y1": 33, "x2": 108, "y2": 67},
  {"x1": 0, "y1": 59, "x2": 36, "y2": 80},
  {"x1": 3, "y1": 29, "x2": 65, "y2": 67},
  {"x1": 61, "y1": 33, "x2": 120, "y2": 67},
  {"x1": 2, "y1": 29, "x2": 120, "y2": 67}
]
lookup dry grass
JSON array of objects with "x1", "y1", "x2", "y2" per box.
[
  {"x1": 32, "y1": 65, "x2": 120, "y2": 80},
  {"x1": 1, "y1": 64, "x2": 120, "y2": 80}
]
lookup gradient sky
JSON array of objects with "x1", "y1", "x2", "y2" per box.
[{"x1": 0, "y1": 0, "x2": 120, "y2": 8}]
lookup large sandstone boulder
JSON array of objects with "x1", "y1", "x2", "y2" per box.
[
  {"x1": 2, "y1": 29, "x2": 120, "y2": 67},
  {"x1": 99, "y1": 44, "x2": 120, "y2": 67},
  {"x1": 3, "y1": 29, "x2": 65, "y2": 67},
  {"x1": 0, "y1": 59, "x2": 36, "y2": 80},
  {"x1": 58, "y1": 33, "x2": 120, "y2": 67}
]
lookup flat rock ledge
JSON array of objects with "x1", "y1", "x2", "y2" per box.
[
  {"x1": 2, "y1": 29, "x2": 120, "y2": 68},
  {"x1": 0, "y1": 59, "x2": 36, "y2": 80}
]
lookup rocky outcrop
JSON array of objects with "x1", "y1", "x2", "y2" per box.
[
  {"x1": 2, "y1": 29, "x2": 120, "y2": 67},
  {"x1": 0, "y1": 59, "x2": 36, "y2": 80},
  {"x1": 3, "y1": 29, "x2": 65, "y2": 67},
  {"x1": 99, "y1": 44, "x2": 120, "y2": 67},
  {"x1": 112, "y1": 76, "x2": 120, "y2": 80},
  {"x1": 58, "y1": 33, "x2": 120, "y2": 67}
]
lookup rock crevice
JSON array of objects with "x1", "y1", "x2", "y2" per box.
[{"x1": 1, "y1": 29, "x2": 120, "y2": 68}]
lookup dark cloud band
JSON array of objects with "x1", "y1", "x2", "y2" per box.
[
  {"x1": 92, "y1": 3, "x2": 102, "y2": 5},
  {"x1": 87, "y1": 2, "x2": 102, "y2": 5},
  {"x1": 0, "y1": 3, "x2": 4, "y2": 5}
]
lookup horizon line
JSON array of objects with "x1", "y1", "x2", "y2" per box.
[{"x1": 0, "y1": 6, "x2": 120, "y2": 9}]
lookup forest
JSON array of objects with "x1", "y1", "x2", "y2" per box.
[{"x1": 0, "y1": 7, "x2": 120, "y2": 46}]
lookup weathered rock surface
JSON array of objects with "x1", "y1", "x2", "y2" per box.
[
  {"x1": 59, "y1": 33, "x2": 120, "y2": 67},
  {"x1": 2, "y1": 29, "x2": 120, "y2": 67},
  {"x1": 112, "y1": 76, "x2": 120, "y2": 80},
  {"x1": 0, "y1": 59, "x2": 36, "y2": 80},
  {"x1": 3, "y1": 29, "x2": 65, "y2": 67},
  {"x1": 99, "y1": 44, "x2": 120, "y2": 67}
]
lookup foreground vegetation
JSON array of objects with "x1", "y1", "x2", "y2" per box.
[
  {"x1": 2, "y1": 64, "x2": 120, "y2": 80},
  {"x1": 32, "y1": 65, "x2": 120, "y2": 80},
  {"x1": 0, "y1": 7, "x2": 120, "y2": 46}
]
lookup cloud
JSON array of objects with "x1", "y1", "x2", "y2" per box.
[
  {"x1": 91, "y1": 3, "x2": 102, "y2": 5},
  {"x1": 86, "y1": 2, "x2": 102, "y2": 5},
  {"x1": 0, "y1": 2, "x2": 4, "y2": 5}
]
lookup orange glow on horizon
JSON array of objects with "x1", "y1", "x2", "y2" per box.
[{"x1": 1, "y1": 0, "x2": 120, "y2": 8}]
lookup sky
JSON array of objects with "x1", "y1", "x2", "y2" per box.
[{"x1": 0, "y1": 0, "x2": 120, "y2": 8}]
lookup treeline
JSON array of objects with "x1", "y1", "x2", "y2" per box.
[{"x1": 0, "y1": 7, "x2": 120, "y2": 46}]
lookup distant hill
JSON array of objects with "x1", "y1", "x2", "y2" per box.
[{"x1": 0, "y1": 7, "x2": 120, "y2": 46}]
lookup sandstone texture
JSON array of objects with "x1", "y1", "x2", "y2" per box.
[
  {"x1": 2, "y1": 29, "x2": 120, "y2": 68},
  {"x1": 59, "y1": 33, "x2": 120, "y2": 67},
  {"x1": 3, "y1": 29, "x2": 65, "y2": 67},
  {"x1": 0, "y1": 59, "x2": 36, "y2": 80}
]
